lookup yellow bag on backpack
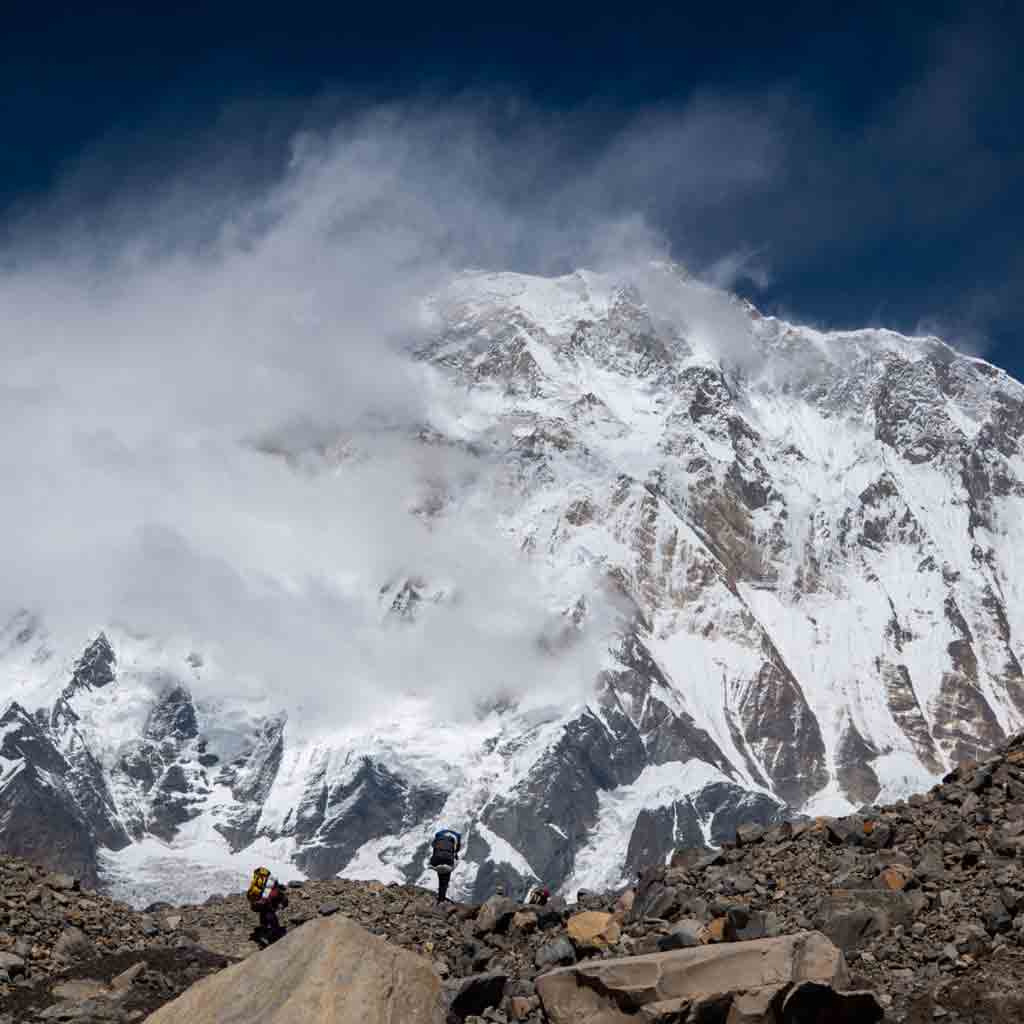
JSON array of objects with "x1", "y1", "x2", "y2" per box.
[{"x1": 247, "y1": 866, "x2": 271, "y2": 901}]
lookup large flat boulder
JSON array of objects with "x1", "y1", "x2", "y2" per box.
[
  {"x1": 536, "y1": 931, "x2": 880, "y2": 1023},
  {"x1": 144, "y1": 914, "x2": 447, "y2": 1024}
]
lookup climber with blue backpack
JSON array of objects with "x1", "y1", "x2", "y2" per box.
[{"x1": 429, "y1": 828, "x2": 462, "y2": 903}]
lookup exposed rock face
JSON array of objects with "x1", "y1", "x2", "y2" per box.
[
  {"x1": 144, "y1": 682, "x2": 200, "y2": 743},
  {"x1": 61, "y1": 633, "x2": 116, "y2": 701},
  {"x1": 143, "y1": 915, "x2": 447, "y2": 1024},
  {"x1": 213, "y1": 714, "x2": 286, "y2": 851},
  {"x1": 290, "y1": 756, "x2": 447, "y2": 878},
  {"x1": 0, "y1": 702, "x2": 111, "y2": 887}
]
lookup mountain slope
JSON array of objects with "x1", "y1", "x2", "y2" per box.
[{"x1": 2, "y1": 263, "x2": 1023, "y2": 904}]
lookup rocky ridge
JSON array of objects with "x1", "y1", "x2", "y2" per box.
[{"x1": 7, "y1": 729, "x2": 1024, "y2": 1020}]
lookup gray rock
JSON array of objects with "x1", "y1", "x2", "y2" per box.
[
  {"x1": 820, "y1": 907, "x2": 883, "y2": 953},
  {"x1": 735, "y1": 823, "x2": 766, "y2": 846},
  {"x1": 53, "y1": 926, "x2": 91, "y2": 962},
  {"x1": 0, "y1": 953, "x2": 25, "y2": 977},
  {"x1": 735, "y1": 909, "x2": 780, "y2": 941},
  {"x1": 862, "y1": 821, "x2": 893, "y2": 851},
  {"x1": 445, "y1": 972, "x2": 509, "y2": 1018},
  {"x1": 826, "y1": 816, "x2": 865, "y2": 847},
  {"x1": 656, "y1": 919, "x2": 705, "y2": 951},
  {"x1": 723, "y1": 872, "x2": 755, "y2": 896},
  {"x1": 954, "y1": 923, "x2": 989, "y2": 957},
  {"x1": 318, "y1": 902, "x2": 340, "y2": 916},
  {"x1": 983, "y1": 897, "x2": 1013, "y2": 934},
  {"x1": 534, "y1": 937, "x2": 575, "y2": 969},
  {"x1": 916, "y1": 842, "x2": 946, "y2": 882},
  {"x1": 45, "y1": 873, "x2": 78, "y2": 892},
  {"x1": 475, "y1": 896, "x2": 518, "y2": 936}
]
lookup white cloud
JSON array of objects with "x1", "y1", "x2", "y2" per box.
[{"x1": 0, "y1": 98, "x2": 778, "y2": 727}]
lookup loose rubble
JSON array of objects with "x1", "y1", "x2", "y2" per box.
[{"x1": 7, "y1": 731, "x2": 1024, "y2": 1021}]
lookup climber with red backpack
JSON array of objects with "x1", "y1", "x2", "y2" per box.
[
  {"x1": 429, "y1": 828, "x2": 462, "y2": 903},
  {"x1": 526, "y1": 884, "x2": 551, "y2": 906},
  {"x1": 247, "y1": 867, "x2": 289, "y2": 947}
]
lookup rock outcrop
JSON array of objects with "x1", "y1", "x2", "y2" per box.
[
  {"x1": 535, "y1": 932, "x2": 877, "y2": 1023},
  {"x1": 144, "y1": 914, "x2": 447, "y2": 1024}
]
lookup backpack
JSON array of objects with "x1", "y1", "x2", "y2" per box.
[
  {"x1": 247, "y1": 866, "x2": 271, "y2": 902},
  {"x1": 430, "y1": 831, "x2": 458, "y2": 868}
]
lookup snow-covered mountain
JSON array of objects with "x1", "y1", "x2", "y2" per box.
[{"x1": 3, "y1": 262, "x2": 1023, "y2": 906}]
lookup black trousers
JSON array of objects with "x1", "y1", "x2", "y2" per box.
[
  {"x1": 435, "y1": 869, "x2": 452, "y2": 901},
  {"x1": 259, "y1": 907, "x2": 281, "y2": 931}
]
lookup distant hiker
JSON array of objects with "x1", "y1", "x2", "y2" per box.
[
  {"x1": 247, "y1": 867, "x2": 288, "y2": 947},
  {"x1": 526, "y1": 884, "x2": 551, "y2": 906},
  {"x1": 430, "y1": 828, "x2": 462, "y2": 903}
]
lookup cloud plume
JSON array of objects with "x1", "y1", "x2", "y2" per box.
[{"x1": 0, "y1": 96, "x2": 784, "y2": 727}]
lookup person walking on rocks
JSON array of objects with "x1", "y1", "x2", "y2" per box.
[
  {"x1": 526, "y1": 884, "x2": 551, "y2": 906},
  {"x1": 430, "y1": 828, "x2": 461, "y2": 903},
  {"x1": 248, "y1": 872, "x2": 289, "y2": 947}
]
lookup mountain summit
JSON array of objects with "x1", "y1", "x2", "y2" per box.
[{"x1": 2, "y1": 264, "x2": 1022, "y2": 903}]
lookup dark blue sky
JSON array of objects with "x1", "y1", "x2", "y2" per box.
[{"x1": 4, "y1": 2, "x2": 1022, "y2": 378}]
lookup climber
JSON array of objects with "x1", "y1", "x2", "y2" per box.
[
  {"x1": 430, "y1": 828, "x2": 462, "y2": 903},
  {"x1": 248, "y1": 872, "x2": 289, "y2": 947},
  {"x1": 526, "y1": 884, "x2": 551, "y2": 906}
]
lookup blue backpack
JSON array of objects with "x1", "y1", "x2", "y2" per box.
[{"x1": 431, "y1": 829, "x2": 460, "y2": 867}]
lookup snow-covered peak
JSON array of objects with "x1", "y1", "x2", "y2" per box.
[{"x1": 2, "y1": 264, "x2": 1024, "y2": 907}]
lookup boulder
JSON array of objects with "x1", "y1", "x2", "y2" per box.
[
  {"x1": 474, "y1": 896, "x2": 518, "y2": 936},
  {"x1": 567, "y1": 911, "x2": 621, "y2": 950},
  {"x1": 826, "y1": 817, "x2": 865, "y2": 847},
  {"x1": 645, "y1": 886, "x2": 682, "y2": 921},
  {"x1": 734, "y1": 910, "x2": 780, "y2": 942},
  {"x1": 877, "y1": 864, "x2": 914, "y2": 891},
  {"x1": 815, "y1": 890, "x2": 912, "y2": 952},
  {"x1": 536, "y1": 908, "x2": 564, "y2": 931},
  {"x1": 656, "y1": 919, "x2": 705, "y2": 952},
  {"x1": 735, "y1": 824, "x2": 766, "y2": 847},
  {"x1": 670, "y1": 848, "x2": 711, "y2": 870},
  {"x1": 44, "y1": 873, "x2": 78, "y2": 892},
  {"x1": 722, "y1": 873, "x2": 755, "y2": 897},
  {"x1": 726, "y1": 985, "x2": 785, "y2": 1022},
  {"x1": 0, "y1": 952, "x2": 26, "y2": 977},
  {"x1": 52, "y1": 926, "x2": 91, "y2": 962},
  {"x1": 782, "y1": 981, "x2": 883, "y2": 1023},
  {"x1": 144, "y1": 914, "x2": 447, "y2": 1024},
  {"x1": 819, "y1": 907, "x2": 883, "y2": 953},
  {"x1": 614, "y1": 889, "x2": 636, "y2": 919},
  {"x1": 508, "y1": 995, "x2": 539, "y2": 1021},
  {"x1": 444, "y1": 971, "x2": 508, "y2": 1018},
  {"x1": 536, "y1": 931, "x2": 876, "y2": 1024},
  {"x1": 510, "y1": 910, "x2": 537, "y2": 934},
  {"x1": 111, "y1": 961, "x2": 147, "y2": 991},
  {"x1": 916, "y1": 841, "x2": 946, "y2": 882},
  {"x1": 862, "y1": 821, "x2": 893, "y2": 851},
  {"x1": 535, "y1": 937, "x2": 576, "y2": 969}
]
